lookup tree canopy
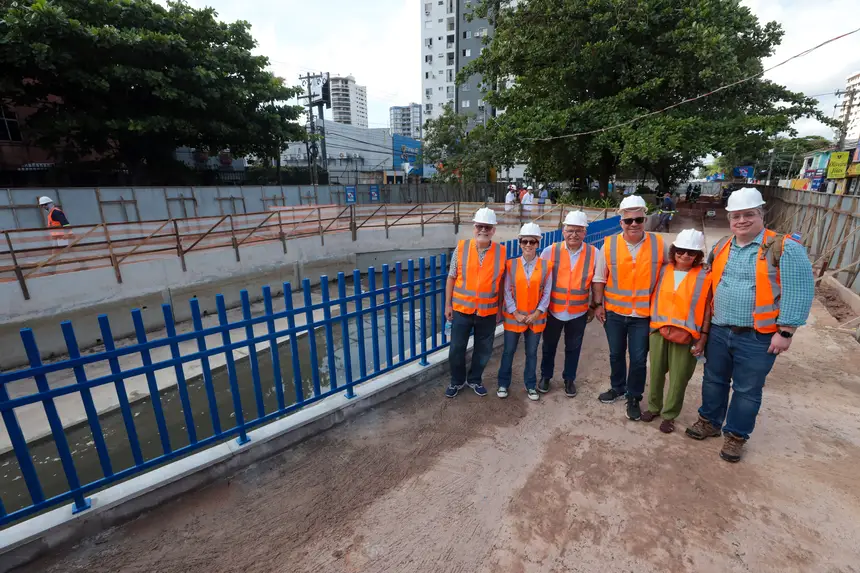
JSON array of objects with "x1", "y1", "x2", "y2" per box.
[
  {"x1": 708, "y1": 134, "x2": 831, "y2": 179},
  {"x1": 422, "y1": 103, "x2": 504, "y2": 183},
  {"x1": 0, "y1": 0, "x2": 304, "y2": 176},
  {"x1": 463, "y1": 0, "x2": 833, "y2": 190}
]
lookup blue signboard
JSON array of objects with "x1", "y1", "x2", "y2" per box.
[
  {"x1": 392, "y1": 134, "x2": 423, "y2": 175},
  {"x1": 733, "y1": 166, "x2": 754, "y2": 178},
  {"x1": 369, "y1": 185, "x2": 379, "y2": 203},
  {"x1": 345, "y1": 186, "x2": 356, "y2": 204}
]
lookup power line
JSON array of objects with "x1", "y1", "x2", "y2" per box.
[{"x1": 525, "y1": 26, "x2": 860, "y2": 142}]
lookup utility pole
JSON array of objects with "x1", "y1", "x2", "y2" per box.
[
  {"x1": 835, "y1": 88, "x2": 857, "y2": 150},
  {"x1": 765, "y1": 147, "x2": 776, "y2": 185},
  {"x1": 298, "y1": 72, "x2": 328, "y2": 204}
]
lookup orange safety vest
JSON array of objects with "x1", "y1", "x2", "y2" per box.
[
  {"x1": 547, "y1": 242, "x2": 596, "y2": 316},
  {"x1": 452, "y1": 239, "x2": 506, "y2": 317},
  {"x1": 502, "y1": 257, "x2": 551, "y2": 333},
  {"x1": 47, "y1": 206, "x2": 70, "y2": 240},
  {"x1": 650, "y1": 265, "x2": 712, "y2": 340},
  {"x1": 710, "y1": 229, "x2": 787, "y2": 333},
  {"x1": 604, "y1": 232, "x2": 665, "y2": 318}
]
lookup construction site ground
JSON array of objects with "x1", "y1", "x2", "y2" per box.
[{"x1": 17, "y1": 213, "x2": 860, "y2": 573}]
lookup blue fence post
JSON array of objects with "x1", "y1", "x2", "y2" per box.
[
  {"x1": 319, "y1": 276, "x2": 339, "y2": 391},
  {"x1": 98, "y1": 315, "x2": 144, "y2": 465},
  {"x1": 395, "y1": 261, "x2": 405, "y2": 363},
  {"x1": 262, "y1": 286, "x2": 286, "y2": 412},
  {"x1": 283, "y1": 282, "x2": 305, "y2": 405},
  {"x1": 131, "y1": 310, "x2": 172, "y2": 455},
  {"x1": 161, "y1": 304, "x2": 198, "y2": 445},
  {"x1": 407, "y1": 260, "x2": 417, "y2": 359},
  {"x1": 337, "y1": 273, "x2": 355, "y2": 398},
  {"x1": 429, "y1": 255, "x2": 438, "y2": 350},
  {"x1": 418, "y1": 257, "x2": 429, "y2": 365},
  {"x1": 19, "y1": 329, "x2": 91, "y2": 513},
  {"x1": 352, "y1": 269, "x2": 367, "y2": 379},
  {"x1": 240, "y1": 290, "x2": 266, "y2": 419},
  {"x1": 440, "y1": 252, "x2": 448, "y2": 345},
  {"x1": 61, "y1": 322, "x2": 113, "y2": 478},
  {"x1": 0, "y1": 366, "x2": 45, "y2": 508},
  {"x1": 367, "y1": 267, "x2": 381, "y2": 374},
  {"x1": 190, "y1": 298, "x2": 222, "y2": 435},
  {"x1": 216, "y1": 295, "x2": 250, "y2": 446},
  {"x1": 381, "y1": 264, "x2": 394, "y2": 368},
  {"x1": 302, "y1": 278, "x2": 322, "y2": 397}
]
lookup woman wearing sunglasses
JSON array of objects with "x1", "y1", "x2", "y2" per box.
[
  {"x1": 642, "y1": 229, "x2": 712, "y2": 433},
  {"x1": 497, "y1": 223, "x2": 553, "y2": 401}
]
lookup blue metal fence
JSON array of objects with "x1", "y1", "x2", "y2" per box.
[{"x1": 0, "y1": 217, "x2": 620, "y2": 527}]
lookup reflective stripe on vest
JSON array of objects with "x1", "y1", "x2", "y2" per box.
[
  {"x1": 548, "y1": 242, "x2": 595, "y2": 315},
  {"x1": 502, "y1": 257, "x2": 549, "y2": 333},
  {"x1": 650, "y1": 265, "x2": 711, "y2": 339},
  {"x1": 710, "y1": 229, "x2": 783, "y2": 333},
  {"x1": 451, "y1": 239, "x2": 506, "y2": 316},
  {"x1": 604, "y1": 233, "x2": 664, "y2": 317}
]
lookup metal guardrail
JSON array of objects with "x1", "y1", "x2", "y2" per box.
[{"x1": 0, "y1": 218, "x2": 621, "y2": 527}]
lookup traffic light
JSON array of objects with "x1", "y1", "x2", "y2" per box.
[{"x1": 321, "y1": 77, "x2": 331, "y2": 109}]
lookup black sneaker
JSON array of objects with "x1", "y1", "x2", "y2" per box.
[
  {"x1": 537, "y1": 378, "x2": 551, "y2": 393},
  {"x1": 626, "y1": 397, "x2": 642, "y2": 421},
  {"x1": 598, "y1": 388, "x2": 624, "y2": 403},
  {"x1": 564, "y1": 379, "x2": 577, "y2": 397},
  {"x1": 445, "y1": 384, "x2": 464, "y2": 398}
]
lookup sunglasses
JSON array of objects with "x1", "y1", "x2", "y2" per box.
[
  {"x1": 520, "y1": 239, "x2": 539, "y2": 246},
  {"x1": 474, "y1": 224, "x2": 494, "y2": 232},
  {"x1": 674, "y1": 248, "x2": 699, "y2": 257},
  {"x1": 621, "y1": 217, "x2": 646, "y2": 225}
]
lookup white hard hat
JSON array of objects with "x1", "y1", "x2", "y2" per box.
[
  {"x1": 672, "y1": 229, "x2": 706, "y2": 252},
  {"x1": 472, "y1": 207, "x2": 498, "y2": 225},
  {"x1": 726, "y1": 187, "x2": 765, "y2": 212},
  {"x1": 38, "y1": 196, "x2": 54, "y2": 206},
  {"x1": 519, "y1": 222, "x2": 541, "y2": 237},
  {"x1": 527, "y1": 185, "x2": 533, "y2": 190},
  {"x1": 619, "y1": 195, "x2": 647, "y2": 211},
  {"x1": 508, "y1": 184, "x2": 516, "y2": 190},
  {"x1": 538, "y1": 184, "x2": 544, "y2": 190},
  {"x1": 563, "y1": 210, "x2": 589, "y2": 227}
]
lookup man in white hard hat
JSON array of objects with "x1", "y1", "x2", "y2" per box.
[
  {"x1": 538, "y1": 210, "x2": 597, "y2": 397},
  {"x1": 497, "y1": 222, "x2": 552, "y2": 401},
  {"x1": 522, "y1": 185, "x2": 534, "y2": 214},
  {"x1": 445, "y1": 207, "x2": 507, "y2": 398},
  {"x1": 686, "y1": 187, "x2": 813, "y2": 463},
  {"x1": 39, "y1": 196, "x2": 71, "y2": 247},
  {"x1": 505, "y1": 184, "x2": 517, "y2": 212},
  {"x1": 593, "y1": 195, "x2": 669, "y2": 421}
]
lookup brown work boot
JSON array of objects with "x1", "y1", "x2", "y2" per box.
[
  {"x1": 720, "y1": 433, "x2": 746, "y2": 463},
  {"x1": 685, "y1": 416, "x2": 721, "y2": 440},
  {"x1": 640, "y1": 410, "x2": 659, "y2": 422}
]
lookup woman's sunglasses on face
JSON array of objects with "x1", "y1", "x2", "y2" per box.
[
  {"x1": 675, "y1": 248, "x2": 699, "y2": 257},
  {"x1": 621, "y1": 217, "x2": 646, "y2": 225},
  {"x1": 520, "y1": 239, "x2": 539, "y2": 246}
]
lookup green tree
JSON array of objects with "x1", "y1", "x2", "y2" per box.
[
  {"x1": 714, "y1": 135, "x2": 831, "y2": 180},
  {"x1": 465, "y1": 0, "x2": 833, "y2": 192},
  {"x1": 422, "y1": 103, "x2": 503, "y2": 184},
  {"x1": 0, "y1": 0, "x2": 302, "y2": 179}
]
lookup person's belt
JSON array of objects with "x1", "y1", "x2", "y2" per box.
[{"x1": 727, "y1": 326, "x2": 754, "y2": 334}]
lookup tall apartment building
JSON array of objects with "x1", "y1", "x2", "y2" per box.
[
  {"x1": 330, "y1": 75, "x2": 369, "y2": 128},
  {"x1": 837, "y1": 71, "x2": 860, "y2": 143},
  {"x1": 390, "y1": 103, "x2": 423, "y2": 139},
  {"x1": 421, "y1": 0, "x2": 493, "y2": 129}
]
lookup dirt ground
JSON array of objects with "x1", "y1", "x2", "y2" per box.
[
  {"x1": 20, "y1": 298, "x2": 860, "y2": 573},
  {"x1": 816, "y1": 282, "x2": 859, "y2": 324}
]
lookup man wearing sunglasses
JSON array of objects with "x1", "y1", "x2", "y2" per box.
[
  {"x1": 537, "y1": 210, "x2": 597, "y2": 397},
  {"x1": 686, "y1": 188, "x2": 813, "y2": 463},
  {"x1": 593, "y1": 195, "x2": 669, "y2": 421},
  {"x1": 444, "y1": 207, "x2": 507, "y2": 398}
]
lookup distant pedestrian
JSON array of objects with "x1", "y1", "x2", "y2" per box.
[
  {"x1": 39, "y1": 196, "x2": 71, "y2": 247},
  {"x1": 505, "y1": 185, "x2": 517, "y2": 212},
  {"x1": 685, "y1": 184, "x2": 692, "y2": 203},
  {"x1": 522, "y1": 186, "x2": 535, "y2": 213},
  {"x1": 657, "y1": 195, "x2": 676, "y2": 232}
]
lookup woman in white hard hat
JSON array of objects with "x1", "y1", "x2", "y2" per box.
[
  {"x1": 497, "y1": 222, "x2": 552, "y2": 401},
  {"x1": 521, "y1": 186, "x2": 534, "y2": 214},
  {"x1": 642, "y1": 229, "x2": 712, "y2": 433}
]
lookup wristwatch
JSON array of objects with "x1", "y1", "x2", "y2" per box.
[
  {"x1": 589, "y1": 300, "x2": 603, "y2": 310},
  {"x1": 777, "y1": 329, "x2": 794, "y2": 339}
]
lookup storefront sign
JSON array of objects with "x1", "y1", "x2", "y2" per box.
[
  {"x1": 345, "y1": 186, "x2": 356, "y2": 204},
  {"x1": 369, "y1": 185, "x2": 379, "y2": 202},
  {"x1": 827, "y1": 151, "x2": 850, "y2": 179}
]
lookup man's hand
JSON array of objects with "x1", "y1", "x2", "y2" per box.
[
  {"x1": 526, "y1": 311, "x2": 542, "y2": 325},
  {"x1": 691, "y1": 336, "x2": 707, "y2": 357},
  {"x1": 594, "y1": 305, "x2": 606, "y2": 324},
  {"x1": 445, "y1": 305, "x2": 453, "y2": 322},
  {"x1": 768, "y1": 332, "x2": 792, "y2": 355},
  {"x1": 514, "y1": 310, "x2": 528, "y2": 323}
]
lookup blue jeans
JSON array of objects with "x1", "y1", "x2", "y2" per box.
[
  {"x1": 497, "y1": 329, "x2": 541, "y2": 390},
  {"x1": 449, "y1": 310, "x2": 497, "y2": 387},
  {"x1": 698, "y1": 325, "x2": 777, "y2": 440},
  {"x1": 540, "y1": 313, "x2": 588, "y2": 381},
  {"x1": 604, "y1": 311, "x2": 651, "y2": 398}
]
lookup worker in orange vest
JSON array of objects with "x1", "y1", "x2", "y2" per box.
[
  {"x1": 593, "y1": 194, "x2": 669, "y2": 421},
  {"x1": 641, "y1": 229, "x2": 712, "y2": 434},
  {"x1": 537, "y1": 210, "x2": 597, "y2": 397},
  {"x1": 39, "y1": 195, "x2": 71, "y2": 247},
  {"x1": 496, "y1": 223, "x2": 552, "y2": 401},
  {"x1": 686, "y1": 188, "x2": 813, "y2": 463},
  {"x1": 444, "y1": 207, "x2": 507, "y2": 398}
]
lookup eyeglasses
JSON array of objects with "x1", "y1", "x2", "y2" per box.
[
  {"x1": 728, "y1": 211, "x2": 761, "y2": 221},
  {"x1": 563, "y1": 228, "x2": 586, "y2": 235},
  {"x1": 519, "y1": 239, "x2": 539, "y2": 246},
  {"x1": 674, "y1": 248, "x2": 699, "y2": 257},
  {"x1": 621, "y1": 217, "x2": 646, "y2": 225},
  {"x1": 474, "y1": 224, "x2": 494, "y2": 232}
]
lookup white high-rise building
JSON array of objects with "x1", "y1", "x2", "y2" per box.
[
  {"x1": 390, "y1": 103, "x2": 423, "y2": 139},
  {"x1": 837, "y1": 71, "x2": 860, "y2": 143},
  {"x1": 330, "y1": 75, "x2": 368, "y2": 128}
]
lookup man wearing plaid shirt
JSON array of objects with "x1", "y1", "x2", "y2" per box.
[{"x1": 686, "y1": 188, "x2": 813, "y2": 463}]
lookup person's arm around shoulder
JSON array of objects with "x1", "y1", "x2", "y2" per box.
[
  {"x1": 691, "y1": 272, "x2": 713, "y2": 358},
  {"x1": 445, "y1": 244, "x2": 460, "y2": 321},
  {"x1": 769, "y1": 239, "x2": 814, "y2": 354},
  {"x1": 592, "y1": 244, "x2": 608, "y2": 323}
]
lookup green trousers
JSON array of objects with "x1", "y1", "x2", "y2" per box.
[{"x1": 647, "y1": 332, "x2": 698, "y2": 420}]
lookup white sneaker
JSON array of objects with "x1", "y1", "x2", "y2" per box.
[
  {"x1": 527, "y1": 389, "x2": 540, "y2": 401},
  {"x1": 497, "y1": 387, "x2": 508, "y2": 398}
]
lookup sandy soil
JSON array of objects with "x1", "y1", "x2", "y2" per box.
[
  {"x1": 20, "y1": 298, "x2": 860, "y2": 573},
  {"x1": 816, "y1": 283, "x2": 859, "y2": 324}
]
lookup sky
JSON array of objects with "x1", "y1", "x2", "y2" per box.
[{"x1": 166, "y1": 0, "x2": 856, "y2": 139}]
